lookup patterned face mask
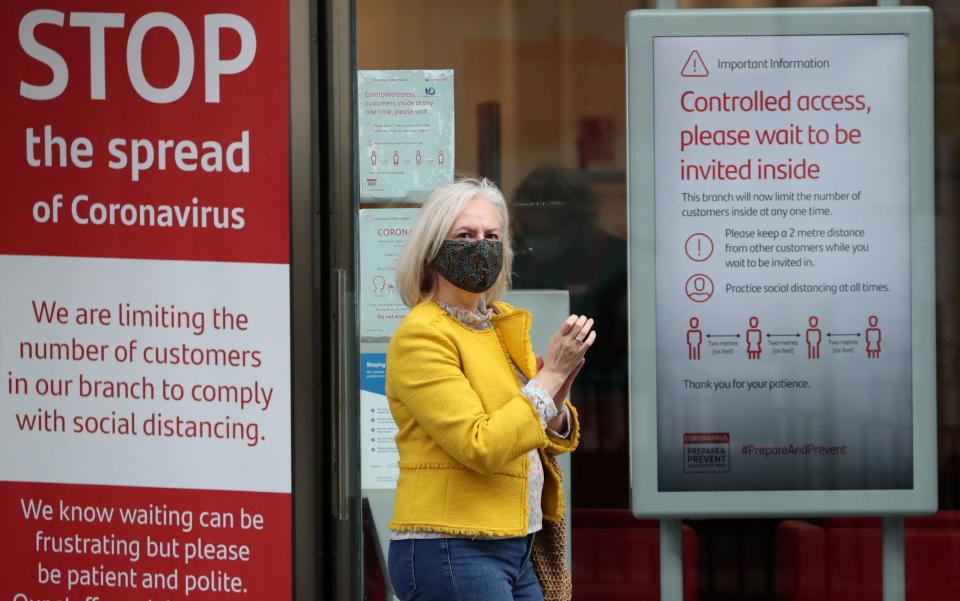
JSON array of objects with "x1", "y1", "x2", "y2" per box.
[{"x1": 431, "y1": 239, "x2": 504, "y2": 293}]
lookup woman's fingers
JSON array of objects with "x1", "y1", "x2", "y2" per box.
[
  {"x1": 559, "y1": 314, "x2": 591, "y2": 339},
  {"x1": 546, "y1": 315, "x2": 597, "y2": 376},
  {"x1": 567, "y1": 357, "x2": 586, "y2": 381},
  {"x1": 554, "y1": 358, "x2": 585, "y2": 403},
  {"x1": 558, "y1": 314, "x2": 579, "y2": 336},
  {"x1": 573, "y1": 317, "x2": 594, "y2": 342}
]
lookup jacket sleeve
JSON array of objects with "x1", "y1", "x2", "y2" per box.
[
  {"x1": 387, "y1": 321, "x2": 549, "y2": 475},
  {"x1": 544, "y1": 400, "x2": 580, "y2": 455}
]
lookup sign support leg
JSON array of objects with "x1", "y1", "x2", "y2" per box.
[
  {"x1": 882, "y1": 516, "x2": 906, "y2": 601},
  {"x1": 660, "y1": 518, "x2": 683, "y2": 601}
]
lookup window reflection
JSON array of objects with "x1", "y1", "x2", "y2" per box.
[
  {"x1": 357, "y1": 0, "x2": 960, "y2": 599},
  {"x1": 511, "y1": 166, "x2": 630, "y2": 507}
]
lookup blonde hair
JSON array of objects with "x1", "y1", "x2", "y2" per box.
[{"x1": 396, "y1": 178, "x2": 513, "y2": 308}]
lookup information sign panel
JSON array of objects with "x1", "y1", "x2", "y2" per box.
[
  {"x1": 359, "y1": 208, "x2": 419, "y2": 338},
  {"x1": 361, "y1": 351, "x2": 399, "y2": 489},
  {"x1": 358, "y1": 70, "x2": 454, "y2": 201},
  {"x1": 628, "y1": 8, "x2": 935, "y2": 517},
  {"x1": 0, "y1": 2, "x2": 292, "y2": 597}
]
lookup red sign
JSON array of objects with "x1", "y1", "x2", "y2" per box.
[
  {"x1": 684, "y1": 432, "x2": 731, "y2": 444},
  {"x1": 1, "y1": 3, "x2": 291, "y2": 600},
  {"x1": 1, "y1": 1, "x2": 289, "y2": 263}
]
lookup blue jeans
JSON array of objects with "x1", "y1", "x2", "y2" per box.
[{"x1": 388, "y1": 534, "x2": 544, "y2": 601}]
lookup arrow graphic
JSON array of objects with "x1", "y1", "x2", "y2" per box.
[
  {"x1": 706, "y1": 333, "x2": 740, "y2": 338},
  {"x1": 826, "y1": 332, "x2": 862, "y2": 337}
]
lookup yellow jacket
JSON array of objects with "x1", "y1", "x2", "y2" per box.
[{"x1": 386, "y1": 299, "x2": 580, "y2": 537}]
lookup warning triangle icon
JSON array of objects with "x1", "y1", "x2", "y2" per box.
[{"x1": 681, "y1": 50, "x2": 708, "y2": 77}]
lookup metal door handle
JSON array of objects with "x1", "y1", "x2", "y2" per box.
[{"x1": 331, "y1": 268, "x2": 350, "y2": 520}]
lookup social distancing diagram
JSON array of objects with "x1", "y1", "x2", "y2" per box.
[{"x1": 653, "y1": 34, "x2": 912, "y2": 492}]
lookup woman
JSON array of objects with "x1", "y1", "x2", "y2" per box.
[{"x1": 386, "y1": 178, "x2": 596, "y2": 601}]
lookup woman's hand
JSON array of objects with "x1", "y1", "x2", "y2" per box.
[
  {"x1": 554, "y1": 357, "x2": 584, "y2": 404},
  {"x1": 536, "y1": 314, "x2": 596, "y2": 398},
  {"x1": 535, "y1": 355, "x2": 583, "y2": 433}
]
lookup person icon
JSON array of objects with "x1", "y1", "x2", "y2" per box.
[
  {"x1": 687, "y1": 317, "x2": 703, "y2": 360},
  {"x1": 805, "y1": 315, "x2": 822, "y2": 359},
  {"x1": 746, "y1": 316, "x2": 762, "y2": 359},
  {"x1": 438, "y1": 149, "x2": 446, "y2": 165},
  {"x1": 372, "y1": 275, "x2": 386, "y2": 294},
  {"x1": 866, "y1": 315, "x2": 882, "y2": 358},
  {"x1": 416, "y1": 150, "x2": 422, "y2": 165},
  {"x1": 684, "y1": 274, "x2": 714, "y2": 303},
  {"x1": 392, "y1": 150, "x2": 400, "y2": 166},
  {"x1": 370, "y1": 150, "x2": 377, "y2": 166}
]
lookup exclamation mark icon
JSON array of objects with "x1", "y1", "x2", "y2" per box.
[
  {"x1": 685, "y1": 233, "x2": 713, "y2": 262},
  {"x1": 681, "y1": 50, "x2": 709, "y2": 77}
]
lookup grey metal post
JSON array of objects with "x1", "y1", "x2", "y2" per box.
[
  {"x1": 883, "y1": 517, "x2": 906, "y2": 601},
  {"x1": 660, "y1": 519, "x2": 683, "y2": 601}
]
